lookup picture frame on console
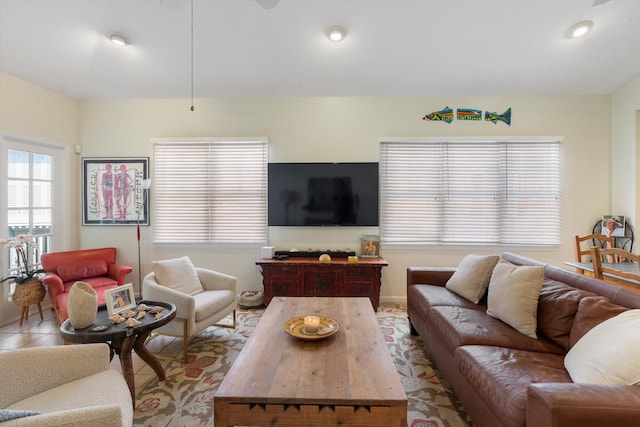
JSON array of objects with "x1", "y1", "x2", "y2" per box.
[
  {"x1": 360, "y1": 235, "x2": 380, "y2": 258},
  {"x1": 104, "y1": 283, "x2": 136, "y2": 317},
  {"x1": 82, "y1": 157, "x2": 149, "y2": 226}
]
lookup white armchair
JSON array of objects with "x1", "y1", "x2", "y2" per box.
[
  {"x1": 0, "y1": 343, "x2": 132, "y2": 427},
  {"x1": 143, "y1": 256, "x2": 237, "y2": 363}
]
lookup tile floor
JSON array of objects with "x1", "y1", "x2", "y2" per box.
[{"x1": 0, "y1": 305, "x2": 185, "y2": 396}]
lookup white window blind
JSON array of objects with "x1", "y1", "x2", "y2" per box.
[
  {"x1": 153, "y1": 139, "x2": 268, "y2": 244},
  {"x1": 380, "y1": 139, "x2": 561, "y2": 246}
]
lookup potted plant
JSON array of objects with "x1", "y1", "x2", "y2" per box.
[{"x1": 0, "y1": 233, "x2": 45, "y2": 284}]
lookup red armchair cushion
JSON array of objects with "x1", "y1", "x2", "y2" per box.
[{"x1": 56, "y1": 259, "x2": 108, "y2": 282}]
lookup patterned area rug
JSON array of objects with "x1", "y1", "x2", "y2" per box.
[{"x1": 133, "y1": 304, "x2": 473, "y2": 427}]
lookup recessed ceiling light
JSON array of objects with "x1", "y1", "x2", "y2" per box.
[
  {"x1": 567, "y1": 20, "x2": 593, "y2": 38},
  {"x1": 327, "y1": 26, "x2": 347, "y2": 42},
  {"x1": 108, "y1": 32, "x2": 129, "y2": 47}
]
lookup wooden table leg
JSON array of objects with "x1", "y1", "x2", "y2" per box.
[
  {"x1": 133, "y1": 330, "x2": 166, "y2": 380},
  {"x1": 111, "y1": 336, "x2": 137, "y2": 406},
  {"x1": 213, "y1": 401, "x2": 230, "y2": 427},
  {"x1": 19, "y1": 306, "x2": 28, "y2": 326},
  {"x1": 36, "y1": 303, "x2": 44, "y2": 321}
]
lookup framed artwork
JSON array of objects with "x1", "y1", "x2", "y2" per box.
[
  {"x1": 82, "y1": 157, "x2": 149, "y2": 226},
  {"x1": 602, "y1": 215, "x2": 625, "y2": 237},
  {"x1": 104, "y1": 283, "x2": 136, "y2": 317},
  {"x1": 360, "y1": 235, "x2": 380, "y2": 258}
]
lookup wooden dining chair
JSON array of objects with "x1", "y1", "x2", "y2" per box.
[
  {"x1": 573, "y1": 234, "x2": 614, "y2": 274},
  {"x1": 589, "y1": 246, "x2": 640, "y2": 285}
]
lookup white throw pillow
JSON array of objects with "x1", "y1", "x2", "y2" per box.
[
  {"x1": 486, "y1": 260, "x2": 544, "y2": 339},
  {"x1": 152, "y1": 256, "x2": 203, "y2": 295},
  {"x1": 445, "y1": 254, "x2": 500, "y2": 304},
  {"x1": 565, "y1": 309, "x2": 640, "y2": 385}
]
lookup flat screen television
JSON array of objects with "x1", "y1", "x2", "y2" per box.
[{"x1": 268, "y1": 162, "x2": 379, "y2": 226}]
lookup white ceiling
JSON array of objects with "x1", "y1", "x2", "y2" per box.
[{"x1": 1, "y1": 0, "x2": 639, "y2": 100}]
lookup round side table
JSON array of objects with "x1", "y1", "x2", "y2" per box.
[{"x1": 59, "y1": 300, "x2": 177, "y2": 406}]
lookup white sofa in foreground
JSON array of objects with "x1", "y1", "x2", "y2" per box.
[{"x1": 0, "y1": 343, "x2": 132, "y2": 426}]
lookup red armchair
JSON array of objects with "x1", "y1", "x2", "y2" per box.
[{"x1": 41, "y1": 247, "x2": 133, "y2": 323}]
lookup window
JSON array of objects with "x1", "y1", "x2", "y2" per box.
[
  {"x1": 7, "y1": 148, "x2": 53, "y2": 267},
  {"x1": 152, "y1": 138, "x2": 268, "y2": 244},
  {"x1": 379, "y1": 138, "x2": 561, "y2": 246}
]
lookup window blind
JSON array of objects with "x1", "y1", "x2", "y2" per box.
[
  {"x1": 153, "y1": 139, "x2": 268, "y2": 244},
  {"x1": 380, "y1": 139, "x2": 561, "y2": 246}
]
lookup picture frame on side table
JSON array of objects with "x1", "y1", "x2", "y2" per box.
[
  {"x1": 82, "y1": 157, "x2": 149, "y2": 226},
  {"x1": 104, "y1": 283, "x2": 136, "y2": 317},
  {"x1": 360, "y1": 235, "x2": 380, "y2": 258}
]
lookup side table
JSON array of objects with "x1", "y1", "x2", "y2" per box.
[
  {"x1": 59, "y1": 299, "x2": 177, "y2": 406},
  {"x1": 12, "y1": 278, "x2": 46, "y2": 326}
]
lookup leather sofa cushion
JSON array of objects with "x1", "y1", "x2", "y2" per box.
[
  {"x1": 537, "y1": 279, "x2": 597, "y2": 351},
  {"x1": 456, "y1": 345, "x2": 571, "y2": 427},
  {"x1": 569, "y1": 296, "x2": 627, "y2": 347},
  {"x1": 429, "y1": 306, "x2": 565, "y2": 357},
  {"x1": 57, "y1": 260, "x2": 108, "y2": 282},
  {"x1": 407, "y1": 284, "x2": 484, "y2": 315}
]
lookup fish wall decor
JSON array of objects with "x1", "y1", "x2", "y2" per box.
[
  {"x1": 422, "y1": 106, "x2": 454, "y2": 123},
  {"x1": 422, "y1": 106, "x2": 512, "y2": 126},
  {"x1": 484, "y1": 108, "x2": 511, "y2": 126},
  {"x1": 456, "y1": 108, "x2": 482, "y2": 121}
]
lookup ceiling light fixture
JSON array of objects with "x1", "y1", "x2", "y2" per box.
[
  {"x1": 108, "y1": 32, "x2": 128, "y2": 47},
  {"x1": 327, "y1": 26, "x2": 347, "y2": 42},
  {"x1": 567, "y1": 20, "x2": 593, "y2": 38}
]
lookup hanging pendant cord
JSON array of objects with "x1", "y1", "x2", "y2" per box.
[{"x1": 190, "y1": 0, "x2": 195, "y2": 111}]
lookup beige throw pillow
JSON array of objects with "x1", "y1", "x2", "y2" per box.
[
  {"x1": 486, "y1": 260, "x2": 544, "y2": 339},
  {"x1": 445, "y1": 254, "x2": 500, "y2": 304},
  {"x1": 152, "y1": 256, "x2": 203, "y2": 295},
  {"x1": 565, "y1": 309, "x2": 640, "y2": 385}
]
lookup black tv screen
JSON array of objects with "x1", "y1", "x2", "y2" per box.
[{"x1": 268, "y1": 162, "x2": 379, "y2": 226}]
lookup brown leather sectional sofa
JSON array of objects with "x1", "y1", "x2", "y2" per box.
[{"x1": 407, "y1": 252, "x2": 640, "y2": 427}]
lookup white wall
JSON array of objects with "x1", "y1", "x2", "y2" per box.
[
  {"x1": 80, "y1": 95, "x2": 612, "y2": 300},
  {"x1": 0, "y1": 72, "x2": 80, "y2": 323},
  {"x1": 612, "y1": 75, "x2": 640, "y2": 227}
]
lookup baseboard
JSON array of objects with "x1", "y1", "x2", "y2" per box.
[{"x1": 380, "y1": 296, "x2": 407, "y2": 305}]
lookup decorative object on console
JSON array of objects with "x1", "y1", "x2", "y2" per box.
[
  {"x1": 261, "y1": 246, "x2": 275, "y2": 259},
  {"x1": 82, "y1": 157, "x2": 149, "y2": 225},
  {"x1": 67, "y1": 281, "x2": 98, "y2": 329},
  {"x1": 360, "y1": 235, "x2": 380, "y2": 258},
  {"x1": 319, "y1": 253, "x2": 331, "y2": 262}
]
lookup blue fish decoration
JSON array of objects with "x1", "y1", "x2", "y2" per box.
[
  {"x1": 484, "y1": 107, "x2": 511, "y2": 126},
  {"x1": 422, "y1": 106, "x2": 454, "y2": 124}
]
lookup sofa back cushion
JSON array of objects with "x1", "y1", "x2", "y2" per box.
[
  {"x1": 569, "y1": 296, "x2": 628, "y2": 347},
  {"x1": 57, "y1": 259, "x2": 108, "y2": 282},
  {"x1": 536, "y1": 280, "x2": 597, "y2": 352},
  {"x1": 445, "y1": 254, "x2": 500, "y2": 304}
]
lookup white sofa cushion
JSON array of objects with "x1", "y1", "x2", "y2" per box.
[
  {"x1": 486, "y1": 260, "x2": 544, "y2": 339},
  {"x1": 565, "y1": 309, "x2": 640, "y2": 385},
  {"x1": 152, "y1": 256, "x2": 203, "y2": 296}
]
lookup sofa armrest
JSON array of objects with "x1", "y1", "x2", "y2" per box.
[
  {"x1": 527, "y1": 383, "x2": 640, "y2": 427},
  {"x1": 407, "y1": 267, "x2": 455, "y2": 289},
  {"x1": 196, "y1": 268, "x2": 237, "y2": 293},
  {"x1": 0, "y1": 344, "x2": 111, "y2": 408},
  {"x1": 108, "y1": 263, "x2": 133, "y2": 285},
  {"x1": 3, "y1": 406, "x2": 125, "y2": 427},
  {"x1": 41, "y1": 272, "x2": 64, "y2": 308}
]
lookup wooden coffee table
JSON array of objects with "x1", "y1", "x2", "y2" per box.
[{"x1": 214, "y1": 297, "x2": 407, "y2": 427}]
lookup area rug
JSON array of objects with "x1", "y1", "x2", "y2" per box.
[{"x1": 133, "y1": 304, "x2": 473, "y2": 427}]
